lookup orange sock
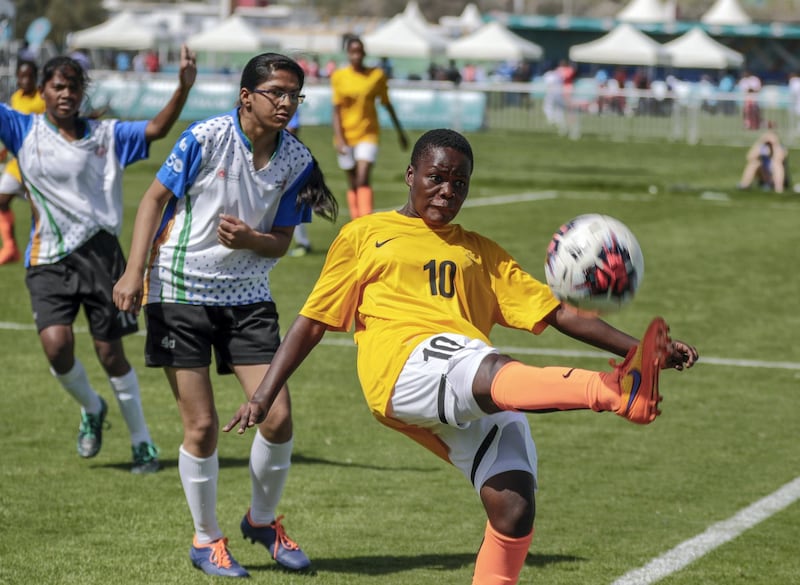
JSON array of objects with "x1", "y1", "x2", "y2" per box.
[
  {"x1": 473, "y1": 521, "x2": 533, "y2": 585},
  {"x1": 490, "y1": 361, "x2": 620, "y2": 414},
  {"x1": 356, "y1": 186, "x2": 373, "y2": 216},
  {"x1": 0, "y1": 209, "x2": 19, "y2": 263},
  {"x1": 346, "y1": 189, "x2": 358, "y2": 219}
]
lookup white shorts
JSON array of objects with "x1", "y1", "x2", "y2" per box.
[
  {"x1": 391, "y1": 333, "x2": 538, "y2": 492},
  {"x1": 0, "y1": 170, "x2": 24, "y2": 196},
  {"x1": 337, "y1": 142, "x2": 379, "y2": 170}
]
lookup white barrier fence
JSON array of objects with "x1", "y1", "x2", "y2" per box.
[{"x1": 2, "y1": 68, "x2": 797, "y2": 148}]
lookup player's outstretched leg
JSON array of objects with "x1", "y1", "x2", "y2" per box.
[{"x1": 612, "y1": 317, "x2": 670, "y2": 424}]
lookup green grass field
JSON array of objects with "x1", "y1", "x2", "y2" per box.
[{"x1": 1, "y1": 125, "x2": 799, "y2": 585}]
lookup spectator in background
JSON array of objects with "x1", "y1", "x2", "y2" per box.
[
  {"x1": 133, "y1": 50, "x2": 147, "y2": 73},
  {"x1": 718, "y1": 70, "x2": 737, "y2": 115},
  {"x1": 145, "y1": 50, "x2": 160, "y2": 73},
  {"x1": 115, "y1": 51, "x2": 131, "y2": 72},
  {"x1": 379, "y1": 57, "x2": 394, "y2": 80},
  {"x1": 738, "y1": 70, "x2": 762, "y2": 130},
  {"x1": 788, "y1": 71, "x2": 800, "y2": 129},
  {"x1": 738, "y1": 127, "x2": 790, "y2": 193}
]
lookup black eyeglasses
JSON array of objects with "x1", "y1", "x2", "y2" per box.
[{"x1": 251, "y1": 88, "x2": 305, "y2": 105}]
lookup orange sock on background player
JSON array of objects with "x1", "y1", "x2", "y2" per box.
[
  {"x1": 0, "y1": 209, "x2": 20, "y2": 264},
  {"x1": 346, "y1": 189, "x2": 358, "y2": 219},
  {"x1": 356, "y1": 185, "x2": 373, "y2": 217},
  {"x1": 473, "y1": 521, "x2": 533, "y2": 585},
  {"x1": 490, "y1": 362, "x2": 620, "y2": 414}
]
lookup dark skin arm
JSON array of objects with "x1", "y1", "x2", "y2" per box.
[
  {"x1": 223, "y1": 315, "x2": 327, "y2": 434},
  {"x1": 472, "y1": 304, "x2": 698, "y2": 414}
]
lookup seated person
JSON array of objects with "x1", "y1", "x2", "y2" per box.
[{"x1": 738, "y1": 129, "x2": 790, "y2": 193}]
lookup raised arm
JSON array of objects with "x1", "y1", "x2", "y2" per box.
[
  {"x1": 144, "y1": 44, "x2": 197, "y2": 142},
  {"x1": 223, "y1": 314, "x2": 328, "y2": 434}
]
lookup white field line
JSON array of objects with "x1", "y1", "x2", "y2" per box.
[
  {"x1": 2, "y1": 321, "x2": 799, "y2": 371},
  {"x1": 611, "y1": 476, "x2": 800, "y2": 585}
]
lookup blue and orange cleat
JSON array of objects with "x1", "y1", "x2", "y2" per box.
[
  {"x1": 190, "y1": 536, "x2": 250, "y2": 578},
  {"x1": 241, "y1": 511, "x2": 311, "y2": 571},
  {"x1": 613, "y1": 317, "x2": 670, "y2": 424}
]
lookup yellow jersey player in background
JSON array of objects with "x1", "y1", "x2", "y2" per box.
[
  {"x1": 225, "y1": 128, "x2": 699, "y2": 584},
  {"x1": 0, "y1": 60, "x2": 45, "y2": 264},
  {"x1": 331, "y1": 35, "x2": 408, "y2": 219}
]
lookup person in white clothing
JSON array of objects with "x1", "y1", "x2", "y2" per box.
[
  {"x1": 113, "y1": 52, "x2": 338, "y2": 578},
  {"x1": 0, "y1": 45, "x2": 197, "y2": 473}
]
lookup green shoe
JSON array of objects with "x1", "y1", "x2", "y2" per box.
[
  {"x1": 77, "y1": 397, "x2": 108, "y2": 458},
  {"x1": 131, "y1": 441, "x2": 161, "y2": 474}
]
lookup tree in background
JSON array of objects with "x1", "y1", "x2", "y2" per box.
[{"x1": 14, "y1": 0, "x2": 105, "y2": 51}]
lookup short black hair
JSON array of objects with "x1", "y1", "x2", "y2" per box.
[
  {"x1": 240, "y1": 53, "x2": 304, "y2": 92},
  {"x1": 410, "y1": 129, "x2": 474, "y2": 173}
]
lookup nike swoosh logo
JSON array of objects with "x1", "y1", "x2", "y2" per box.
[
  {"x1": 626, "y1": 370, "x2": 642, "y2": 411},
  {"x1": 375, "y1": 237, "x2": 400, "y2": 248},
  {"x1": 562, "y1": 368, "x2": 576, "y2": 379}
]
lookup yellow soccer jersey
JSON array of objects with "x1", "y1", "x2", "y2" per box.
[
  {"x1": 300, "y1": 211, "x2": 561, "y2": 418},
  {"x1": 5, "y1": 89, "x2": 45, "y2": 182},
  {"x1": 10, "y1": 89, "x2": 45, "y2": 115},
  {"x1": 330, "y1": 66, "x2": 389, "y2": 145}
]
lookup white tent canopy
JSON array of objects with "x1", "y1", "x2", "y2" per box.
[
  {"x1": 68, "y1": 11, "x2": 159, "y2": 50},
  {"x1": 663, "y1": 27, "x2": 744, "y2": 69},
  {"x1": 446, "y1": 21, "x2": 542, "y2": 62},
  {"x1": 186, "y1": 15, "x2": 275, "y2": 53},
  {"x1": 362, "y1": 14, "x2": 448, "y2": 59},
  {"x1": 401, "y1": 1, "x2": 435, "y2": 32},
  {"x1": 617, "y1": 0, "x2": 673, "y2": 23},
  {"x1": 569, "y1": 23, "x2": 670, "y2": 66},
  {"x1": 701, "y1": 0, "x2": 751, "y2": 26},
  {"x1": 439, "y1": 3, "x2": 484, "y2": 34}
]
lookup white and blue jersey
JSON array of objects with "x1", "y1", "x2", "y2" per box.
[
  {"x1": 0, "y1": 104, "x2": 149, "y2": 266},
  {"x1": 145, "y1": 108, "x2": 313, "y2": 307}
]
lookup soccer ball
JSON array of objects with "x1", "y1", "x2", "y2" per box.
[{"x1": 544, "y1": 214, "x2": 644, "y2": 314}]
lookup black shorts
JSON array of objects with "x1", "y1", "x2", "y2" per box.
[
  {"x1": 25, "y1": 231, "x2": 138, "y2": 340},
  {"x1": 143, "y1": 302, "x2": 281, "y2": 375}
]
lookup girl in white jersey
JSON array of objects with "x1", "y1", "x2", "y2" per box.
[
  {"x1": 0, "y1": 46, "x2": 197, "y2": 474},
  {"x1": 113, "y1": 53, "x2": 337, "y2": 578}
]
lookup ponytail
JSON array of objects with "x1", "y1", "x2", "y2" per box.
[{"x1": 298, "y1": 158, "x2": 338, "y2": 223}]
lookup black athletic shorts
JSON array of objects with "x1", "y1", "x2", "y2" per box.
[
  {"x1": 25, "y1": 231, "x2": 138, "y2": 340},
  {"x1": 143, "y1": 301, "x2": 281, "y2": 375}
]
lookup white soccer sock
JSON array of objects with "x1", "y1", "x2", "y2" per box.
[
  {"x1": 52, "y1": 359, "x2": 103, "y2": 414},
  {"x1": 179, "y1": 445, "x2": 223, "y2": 544},
  {"x1": 248, "y1": 430, "x2": 293, "y2": 525},
  {"x1": 108, "y1": 368, "x2": 152, "y2": 446}
]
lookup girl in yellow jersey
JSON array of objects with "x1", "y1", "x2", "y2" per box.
[
  {"x1": 0, "y1": 60, "x2": 45, "y2": 264},
  {"x1": 331, "y1": 35, "x2": 408, "y2": 219},
  {"x1": 226, "y1": 129, "x2": 699, "y2": 585}
]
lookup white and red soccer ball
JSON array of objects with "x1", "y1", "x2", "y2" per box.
[{"x1": 544, "y1": 214, "x2": 644, "y2": 314}]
